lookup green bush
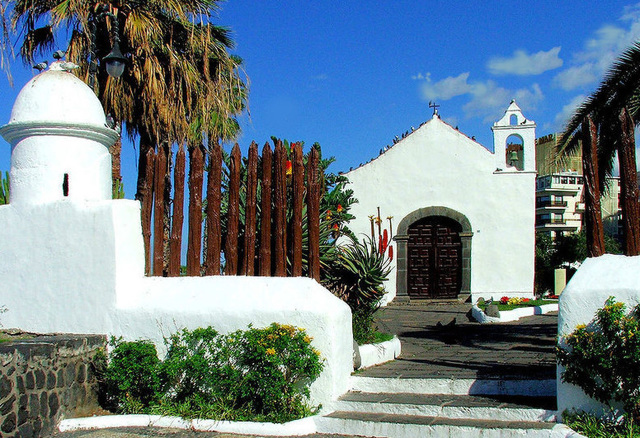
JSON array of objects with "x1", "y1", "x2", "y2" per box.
[
  {"x1": 557, "y1": 297, "x2": 640, "y2": 422},
  {"x1": 563, "y1": 410, "x2": 639, "y2": 438},
  {"x1": 101, "y1": 338, "x2": 163, "y2": 412},
  {"x1": 99, "y1": 324, "x2": 324, "y2": 423}
]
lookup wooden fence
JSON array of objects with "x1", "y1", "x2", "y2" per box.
[{"x1": 139, "y1": 141, "x2": 322, "y2": 279}]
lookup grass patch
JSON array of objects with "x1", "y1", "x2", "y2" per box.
[
  {"x1": 478, "y1": 299, "x2": 556, "y2": 312},
  {"x1": 0, "y1": 331, "x2": 35, "y2": 343},
  {"x1": 563, "y1": 411, "x2": 640, "y2": 437},
  {"x1": 352, "y1": 309, "x2": 394, "y2": 346}
]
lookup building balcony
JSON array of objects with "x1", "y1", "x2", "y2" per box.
[
  {"x1": 536, "y1": 200, "x2": 568, "y2": 209},
  {"x1": 537, "y1": 218, "x2": 567, "y2": 225}
]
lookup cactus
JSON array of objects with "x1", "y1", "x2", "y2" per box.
[
  {"x1": 113, "y1": 179, "x2": 125, "y2": 199},
  {"x1": 0, "y1": 171, "x2": 8, "y2": 205}
]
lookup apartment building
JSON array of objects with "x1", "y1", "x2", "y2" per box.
[{"x1": 535, "y1": 134, "x2": 621, "y2": 240}]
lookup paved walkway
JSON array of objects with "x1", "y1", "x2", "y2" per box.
[
  {"x1": 53, "y1": 302, "x2": 558, "y2": 438},
  {"x1": 363, "y1": 302, "x2": 557, "y2": 380}
]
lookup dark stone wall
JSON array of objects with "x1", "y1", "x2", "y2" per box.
[{"x1": 0, "y1": 334, "x2": 106, "y2": 438}]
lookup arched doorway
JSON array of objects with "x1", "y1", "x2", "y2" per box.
[
  {"x1": 407, "y1": 216, "x2": 462, "y2": 299},
  {"x1": 394, "y1": 206, "x2": 472, "y2": 302}
]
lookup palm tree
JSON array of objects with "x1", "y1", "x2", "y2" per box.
[
  {"x1": 6, "y1": 0, "x2": 247, "y2": 197},
  {"x1": 559, "y1": 42, "x2": 640, "y2": 256}
]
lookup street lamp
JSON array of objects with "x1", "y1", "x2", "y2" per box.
[
  {"x1": 89, "y1": 7, "x2": 126, "y2": 90},
  {"x1": 103, "y1": 37, "x2": 126, "y2": 78}
]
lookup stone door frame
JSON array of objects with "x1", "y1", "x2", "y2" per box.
[{"x1": 394, "y1": 206, "x2": 473, "y2": 302}]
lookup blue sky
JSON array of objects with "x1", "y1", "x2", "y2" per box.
[{"x1": 2, "y1": 1, "x2": 640, "y2": 198}]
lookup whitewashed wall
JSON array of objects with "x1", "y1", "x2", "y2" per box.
[
  {"x1": 557, "y1": 254, "x2": 640, "y2": 416},
  {"x1": 0, "y1": 68, "x2": 353, "y2": 407}
]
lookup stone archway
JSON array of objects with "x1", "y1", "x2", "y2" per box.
[{"x1": 394, "y1": 206, "x2": 472, "y2": 302}]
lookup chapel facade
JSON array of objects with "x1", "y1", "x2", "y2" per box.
[{"x1": 344, "y1": 101, "x2": 536, "y2": 303}]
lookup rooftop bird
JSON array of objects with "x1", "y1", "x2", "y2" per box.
[
  {"x1": 33, "y1": 61, "x2": 48, "y2": 72},
  {"x1": 53, "y1": 50, "x2": 65, "y2": 60}
]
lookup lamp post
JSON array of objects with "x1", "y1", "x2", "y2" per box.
[{"x1": 88, "y1": 6, "x2": 126, "y2": 91}]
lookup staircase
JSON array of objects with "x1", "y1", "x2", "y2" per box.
[{"x1": 316, "y1": 376, "x2": 583, "y2": 438}]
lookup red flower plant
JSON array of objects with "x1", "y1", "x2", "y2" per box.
[
  {"x1": 388, "y1": 245, "x2": 393, "y2": 261},
  {"x1": 285, "y1": 160, "x2": 293, "y2": 176},
  {"x1": 500, "y1": 296, "x2": 510, "y2": 305},
  {"x1": 337, "y1": 204, "x2": 343, "y2": 213}
]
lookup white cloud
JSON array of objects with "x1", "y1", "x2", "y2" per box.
[
  {"x1": 553, "y1": 63, "x2": 598, "y2": 91},
  {"x1": 553, "y1": 94, "x2": 587, "y2": 130},
  {"x1": 463, "y1": 81, "x2": 544, "y2": 122},
  {"x1": 419, "y1": 72, "x2": 472, "y2": 101},
  {"x1": 415, "y1": 71, "x2": 544, "y2": 122},
  {"x1": 487, "y1": 47, "x2": 563, "y2": 76},
  {"x1": 553, "y1": 4, "x2": 640, "y2": 90}
]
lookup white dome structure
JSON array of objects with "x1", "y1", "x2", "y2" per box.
[{"x1": 0, "y1": 67, "x2": 119, "y2": 205}]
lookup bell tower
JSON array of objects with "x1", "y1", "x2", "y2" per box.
[{"x1": 492, "y1": 100, "x2": 536, "y2": 172}]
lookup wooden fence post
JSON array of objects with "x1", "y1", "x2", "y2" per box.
[
  {"x1": 168, "y1": 144, "x2": 185, "y2": 276},
  {"x1": 205, "y1": 143, "x2": 223, "y2": 275},
  {"x1": 142, "y1": 147, "x2": 155, "y2": 276},
  {"x1": 242, "y1": 142, "x2": 259, "y2": 275},
  {"x1": 307, "y1": 148, "x2": 321, "y2": 280},
  {"x1": 186, "y1": 145, "x2": 204, "y2": 276},
  {"x1": 292, "y1": 144, "x2": 304, "y2": 276},
  {"x1": 273, "y1": 141, "x2": 287, "y2": 276},
  {"x1": 259, "y1": 143, "x2": 273, "y2": 276},
  {"x1": 225, "y1": 144, "x2": 242, "y2": 275},
  {"x1": 153, "y1": 143, "x2": 168, "y2": 276}
]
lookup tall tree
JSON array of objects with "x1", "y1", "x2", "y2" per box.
[
  {"x1": 5, "y1": 0, "x2": 247, "y2": 197},
  {"x1": 559, "y1": 42, "x2": 640, "y2": 256}
]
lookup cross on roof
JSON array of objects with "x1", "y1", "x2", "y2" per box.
[{"x1": 429, "y1": 101, "x2": 440, "y2": 116}]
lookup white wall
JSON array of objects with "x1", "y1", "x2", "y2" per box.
[
  {"x1": 345, "y1": 116, "x2": 535, "y2": 303},
  {"x1": 557, "y1": 254, "x2": 640, "y2": 416},
  {"x1": 0, "y1": 200, "x2": 352, "y2": 406},
  {"x1": 0, "y1": 68, "x2": 354, "y2": 406}
]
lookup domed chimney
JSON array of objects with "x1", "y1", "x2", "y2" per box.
[{"x1": 0, "y1": 65, "x2": 119, "y2": 205}]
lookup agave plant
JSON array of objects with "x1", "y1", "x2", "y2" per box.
[
  {"x1": 323, "y1": 235, "x2": 392, "y2": 313},
  {"x1": 0, "y1": 171, "x2": 8, "y2": 205}
]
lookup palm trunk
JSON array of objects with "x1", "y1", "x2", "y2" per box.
[
  {"x1": 109, "y1": 137, "x2": 122, "y2": 199},
  {"x1": 581, "y1": 115, "x2": 605, "y2": 257},
  {"x1": 618, "y1": 107, "x2": 640, "y2": 255}
]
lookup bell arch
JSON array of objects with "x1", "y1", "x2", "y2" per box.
[
  {"x1": 492, "y1": 100, "x2": 536, "y2": 172},
  {"x1": 393, "y1": 206, "x2": 472, "y2": 302}
]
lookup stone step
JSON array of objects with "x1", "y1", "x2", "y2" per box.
[
  {"x1": 316, "y1": 411, "x2": 579, "y2": 438},
  {"x1": 349, "y1": 375, "x2": 556, "y2": 397},
  {"x1": 331, "y1": 391, "x2": 557, "y2": 422}
]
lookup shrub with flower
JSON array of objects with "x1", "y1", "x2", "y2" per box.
[
  {"x1": 99, "y1": 324, "x2": 324, "y2": 423},
  {"x1": 557, "y1": 297, "x2": 640, "y2": 423}
]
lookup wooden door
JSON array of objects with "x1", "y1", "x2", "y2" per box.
[{"x1": 407, "y1": 216, "x2": 462, "y2": 299}]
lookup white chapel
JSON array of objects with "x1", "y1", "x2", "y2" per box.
[{"x1": 345, "y1": 101, "x2": 537, "y2": 303}]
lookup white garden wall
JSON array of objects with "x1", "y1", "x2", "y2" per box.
[
  {"x1": 0, "y1": 67, "x2": 353, "y2": 407},
  {"x1": 557, "y1": 254, "x2": 640, "y2": 416}
]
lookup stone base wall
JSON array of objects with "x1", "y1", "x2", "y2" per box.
[{"x1": 0, "y1": 334, "x2": 106, "y2": 438}]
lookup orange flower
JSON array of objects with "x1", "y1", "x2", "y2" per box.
[
  {"x1": 286, "y1": 160, "x2": 292, "y2": 175},
  {"x1": 332, "y1": 224, "x2": 339, "y2": 230},
  {"x1": 326, "y1": 210, "x2": 332, "y2": 220},
  {"x1": 337, "y1": 204, "x2": 343, "y2": 213}
]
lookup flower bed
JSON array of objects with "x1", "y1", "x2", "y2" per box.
[
  {"x1": 472, "y1": 297, "x2": 558, "y2": 324},
  {"x1": 478, "y1": 297, "x2": 557, "y2": 312}
]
